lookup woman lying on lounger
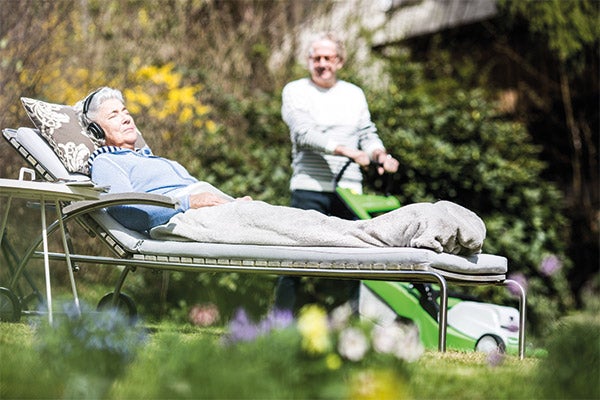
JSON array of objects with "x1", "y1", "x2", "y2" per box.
[{"x1": 76, "y1": 87, "x2": 486, "y2": 256}]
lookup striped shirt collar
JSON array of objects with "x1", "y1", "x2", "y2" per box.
[{"x1": 88, "y1": 146, "x2": 153, "y2": 168}]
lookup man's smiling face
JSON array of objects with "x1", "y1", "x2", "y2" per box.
[{"x1": 308, "y1": 39, "x2": 344, "y2": 89}]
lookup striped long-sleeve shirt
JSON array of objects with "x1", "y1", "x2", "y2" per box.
[{"x1": 281, "y1": 78, "x2": 385, "y2": 194}]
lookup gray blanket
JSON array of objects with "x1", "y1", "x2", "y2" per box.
[{"x1": 150, "y1": 200, "x2": 486, "y2": 256}]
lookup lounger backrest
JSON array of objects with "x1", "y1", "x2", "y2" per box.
[
  {"x1": 7, "y1": 127, "x2": 90, "y2": 182},
  {"x1": 4, "y1": 126, "x2": 151, "y2": 258}
]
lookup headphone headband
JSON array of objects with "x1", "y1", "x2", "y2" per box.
[
  {"x1": 83, "y1": 89, "x2": 105, "y2": 140},
  {"x1": 83, "y1": 89, "x2": 101, "y2": 116}
]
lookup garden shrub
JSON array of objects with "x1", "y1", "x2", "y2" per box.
[
  {"x1": 536, "y1": 312, "x2": 600, "y2": 399},
  {"x1": 33, "y1": 301, "x2": 148, "y2": 399}
]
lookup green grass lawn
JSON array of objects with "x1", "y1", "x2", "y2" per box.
[{"x1": 0, "y1": 319, "x2": 545, "y2": 399}]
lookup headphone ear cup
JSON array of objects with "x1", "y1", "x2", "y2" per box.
[{"x1": 88, "y1": 122, "x2": 105, "y2": 140}]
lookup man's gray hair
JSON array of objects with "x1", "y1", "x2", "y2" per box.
[{"x1": 308, "y1": 31, "x2": 346, "y2": 62}]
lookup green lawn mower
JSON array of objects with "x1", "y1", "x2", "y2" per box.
[{"x1": 336, "y1": 161, "x2": 520, "y2": 354}]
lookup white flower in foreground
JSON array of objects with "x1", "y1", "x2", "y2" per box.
[
  {"x1": 338, "y1": 327, "x2": 369, "y2": 361},
  {"x1": 393, "y1": 324, "x2": 424, "y2": 362},
  {"x1": 371, "y1": 323, "x2": 405, "y2": 354},
  {"x1": 329, "y1": 302, "x2": 353, "y2": 331}
]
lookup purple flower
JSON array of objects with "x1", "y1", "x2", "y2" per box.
[
  {"x1": 226, "y1": 308, "x2": 294, "y2": 344},
  {"x1": 487, "y1": 348, "x2": 505, "y2": 367},
  {"x1": 227, "y1": 308, "x2": 259, "y2": 343},
  {"x1": 540, "y1": 255, "x2": 562, "y2": 277},
  {"x1": 506, "y1": 272, "x2": 528, "y2": 297},
  {"x1": 258, "y1": 308, "x2": 294, "y2": 334}
]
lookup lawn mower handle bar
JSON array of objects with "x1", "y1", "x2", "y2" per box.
[{"x1": 334, "y1": 158, "x2": 396, "y2": 195}]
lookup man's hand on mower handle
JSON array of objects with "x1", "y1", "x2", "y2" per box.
[
  {"x1": 335, "y1": 146, "x2": 399, "y2": 175},
  {"x1": 373, "y1": 151, "x2": 400, "y2": 175},
  {"x1": 334, "y1": 146, "x2": 371, "y2": 167}
]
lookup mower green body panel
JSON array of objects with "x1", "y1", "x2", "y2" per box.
[
  {"x1": 362, "y1": 280, "x2": 476, "y2": 351},
  {"x1": 335, "y1": 187, "x2": 400, "y2": 220}
]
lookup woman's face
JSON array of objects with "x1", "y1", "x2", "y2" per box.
[
  {"x1": 96, "y1": 98, "x2": 138, "y2": 149},
  {"x1": 308, "y1": 39, "x2": 344, "y2": 88}
]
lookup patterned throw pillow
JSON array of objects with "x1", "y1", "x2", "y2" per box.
[{"x1": 21, "y1": 97, "x2": 99, "y2": 175}]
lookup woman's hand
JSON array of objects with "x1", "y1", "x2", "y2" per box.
[
  {"x1": 189, "y1": 193, "x2": 253, "y2": 209},
  {"x1": 189, "y1": 192, "x2": 232, "y2": 208}
]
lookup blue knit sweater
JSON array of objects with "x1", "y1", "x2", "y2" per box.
[{"x1": 90, "y1": 147, "x2": 197, "y2": 232}]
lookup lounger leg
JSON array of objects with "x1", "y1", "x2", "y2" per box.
[
  {"x1": 503, "y1": 279, "x2": 527, "y2": 359},
  {"x1": 160, "y1": 270, "x2": 169, "y2": 316},
  {"x1": 40, "y1": 195, "x2": 53, "y2": 324},
  {"x1": 436, "y1": 276, "x2": 449, "y2": 352},
  {"x1": 110, "y1": 266, "x2": 132, "y2": 306},
  {"x1": 2, "y1": 234, "x2": 43, "y2": 304},
  {"x1": 55, "y1": 201, "x2": 80, "y2": 317},
  {"x1": 0, "y1": 196, "x2": 12, "y2": 246}
]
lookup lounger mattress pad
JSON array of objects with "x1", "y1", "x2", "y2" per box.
[{"x1": 93, "y1": 210, "x2": 507, "y2": 277}]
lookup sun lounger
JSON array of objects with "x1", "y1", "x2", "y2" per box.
[{"x1": 0, "y1": 99, "x2": 527, "y2": 358}]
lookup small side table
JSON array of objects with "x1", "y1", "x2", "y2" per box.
[{"x1": 0, "y1": 171, "x2": 104, "y2": 323}]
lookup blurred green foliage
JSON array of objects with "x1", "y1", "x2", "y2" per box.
[
  {"x1": 0, "y1": 0, "x2": 595, "y2": 337},
  {"x1": 536, "y1": 311, "x2": 600, "y2": 399},
  {"x1": 501, "y1": 0, "x2": 600, "y2": 64},
  {"x1": 33, "y1": 301, "x2": 147, "y2": 398},
  {"x1": 0, "y1": 315, "x2": 541, "y2": 399}
]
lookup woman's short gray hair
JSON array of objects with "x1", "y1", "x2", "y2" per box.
[{"x1": 75, "y1": 87, "x2": 124, "y2": 128}]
